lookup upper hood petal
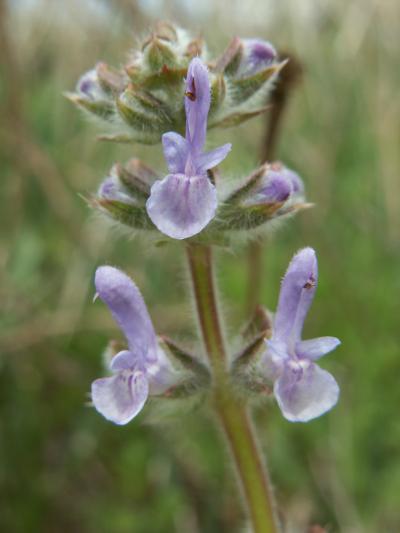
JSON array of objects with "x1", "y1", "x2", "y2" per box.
[
  {"x1": 184, "y1": 58, "x2": 211, "y2": 154},
  {"x1": 162, "y1": 132, "x2": 189, "y2": 174},
  {"x1": 273, "y1": 248, "x2": 318, "y2": 345},
  {"x1": 95, "y1": 266, "x2": 158, "y2": 362}
]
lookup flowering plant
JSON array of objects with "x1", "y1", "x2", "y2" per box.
[{"x1": 69, "y1": 23, "x2": 341, "y2": 533}]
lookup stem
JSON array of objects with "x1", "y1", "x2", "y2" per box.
[{"x1": 186, "y1": 244, "x2": 279, "y2": 533}]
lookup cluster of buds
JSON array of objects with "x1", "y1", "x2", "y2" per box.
[
  {"x1": 66, "y1": 22, "x2": 286, "y2": 144},
  {"x1": 88, "y1": 56, "x2": 308, "y2": 242}
]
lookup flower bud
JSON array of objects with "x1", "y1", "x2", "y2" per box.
[
  {"x1": 229, "y1": 40, "x2": 286, "y2": 105},
  {"x1": 243, "y1": 170, "x2": 292, "y2": 205},
  {"x1": 142, "y1": 35, "x2": 179, "y2": 72},
  {"x1": 77, "y1": 68, "x2": 105, "y2": 100},
  {"x1": 66, "y1": 67, "x2": 114, "y2": 119},
  {"x1": 212, "y1": 163, "x2": 308, "y2": 232},
  {"x1": 93, "y1": 163, "x2": 156, "y2": 230},
  {"x1": 210, "y1": 36, "x2": 285, "y2": 128},
  {"x1": 116, "y1": 86, "x2": 173, "y2": 143},
  {"x1": 239, "y1": 39, "x2": 277, "y2": 77},
  {"x1": 96, "y1": 62, "x2": 126, "y2": 94},
  {"x1": 243, "y1": 163, "x2": 304, "y2": 206},
  {"x1": 231, "y1": 333, "x2": 273, "y2": 397},
  {"x1": 68, "y1": 23, "x2": 284, "y2": 143},
  {"x1": 153, "y1": 21, "x2": 178, "y2": 43}
]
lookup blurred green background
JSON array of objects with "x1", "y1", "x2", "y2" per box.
[{"x1": 1, "y1": 0, "x2": 399, "y2": 531}]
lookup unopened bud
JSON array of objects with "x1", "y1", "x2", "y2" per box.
[
  {"x1": 142, "y1": 35, "x2": 179, "y2": 71},
  {"x1": 66, "y1": 67, "x2": 114, "y2": 119},
  {"x1": 96, "y1": 62, "x2": 126, "y2": 94},
  {"x1": 77, "y1": 68, "x2": 105, "y2": 100},
  {"x1": 213, "y1": 163, "x2": 307, "y2": 231},
  {"x1": 117, "y1": 87, "x2": 173, "y2": 143},
  {"x1": 153, "y1": 21, "x2": 178, "y2": 43},
  {"x1": 231, "y1": 332, "x2": 273, "y2": 397},
  {"x1": 93, "y1": 164, "x2": 155, "y2": 230},
  {"x1": 239, "y1": 39, "x2": 278, "y2": 77},
  {"x1": 68, "y1": 24, "x2": 284, "y2": 142}
]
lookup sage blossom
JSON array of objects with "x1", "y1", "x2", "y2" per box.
[
  {"x1": 77, "y1": 68, "x2": 105, "y2": 101},
  {"x1": 239, "y1": 39, "x2": 277, "y2": 77},
  {"x1": 146, "y1": 57, "x2": 231, "y2": 239},
  {"x1": 91, "y1": 266, "x2": 176, "y2": 424},
  {"x1": 244, "y1": 164, "x2": 304, "y2": 205},
  {"x1": 262, "y1": 248, "x2": 340, "y2": 422}
]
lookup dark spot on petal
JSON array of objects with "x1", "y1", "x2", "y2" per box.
[
  {"x1": 185, "y1": 78, "x2": 196, "y2": 101},
  {"x1": 303, "y1": 275, "x2": 316, "y2": 289}
]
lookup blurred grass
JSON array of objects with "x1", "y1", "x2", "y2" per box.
[{"x1": 1, "y1": 0, "x2": 400, "y2": 531}]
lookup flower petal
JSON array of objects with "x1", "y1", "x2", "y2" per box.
[
  {"x1": 91, "y1": 370, "x2": 149, "y2": 425},
  {"x1": 273, "y1": 248, "x2": 318, "y2": 344},
  {"x1": 284, "y1": 167, "x2": 304, "y2": 195},
  {"x1": 98, "y1": 175, "x2": 136, "y2": 204},
  {"x1": 246, "y1": 169, "x2": 292, "y2": 205},
  {"x1": 162, "y1": 132, "x2": 189, "y2": 174},
  {"x1": 110, "y1": 350, "x2": 135, "y2": 371},
  {"x1": 274, "y1": 361, "x2": 339, "y2": 422},
  {"x1": 240, "y1": 39, "x2": 277, "y2": 77},
  {"x1": 195, "y1": 143, "x2": 232, "y2": 174},
  {"x1": 185, "y1": 58, "x2": 211, "y2": 154},
  {"x1": 296, "y1": 337, "x2": 341, "y2": 360},
  {"x1": 146, "y1": 173, "x2": 217, "y2": 239},
  {"x1": 260, "y1": 340, "x2": 286, "y2": 382},
  {"x1": 77, "y1": 68, "x2": 105, "y2": 101},
  {"x1": 95, "y1": 266, "x2": 157, "y2": 362},
  {"x1": 147, "y1": 346, "x2": 178, "y2": 395}
]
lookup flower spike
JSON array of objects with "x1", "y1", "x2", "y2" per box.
[
  {"x1": 146, "y1": 57, "x2": 231, "y2": 240},
  {"x1": 261, "y1": 248, "x2": 340, "y2": 422}
]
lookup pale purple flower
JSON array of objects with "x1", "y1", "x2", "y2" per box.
[
  {"x1": 146, "y1": 57, "x2": 231, "y2": 240},
  {"x1": 262, "y1": 248, "x2": 340, "y2": 422},
  {"x1": 91, "y1": 266, "x2": 176, "y2": 425},
  {"x1": 244, "y1": 164, "x2": 304, "y2": 206},
  {"x1": 98, "y1": 172, "x2": 136, "y2": 205},
  {"x1": 239, "y1": 39, "x2": 277, "y2": 77},
  {"x1": 77, "y1": 69, "x2": 106, "y2": 101}
]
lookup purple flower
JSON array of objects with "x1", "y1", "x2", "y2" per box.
[
  {"x1": 262, "y1": 248, "x2": 340, "y2": 422},
  {"x1": 239, "y1": 39, "x2": 277, "y2": 77},
  {"x1": 77, "y1": 69, "x2": 106, "y2": 101},
  {"x1": 98, "y1": 170, "x2": 137, "y2": 205},
  {"x1": 146, "y1": 58, "x2": 231, "y2": 240},
  {"x1": 91, "y1": 266, "x2": 176, "y2": 425},
  {"x1": 244, "y1": 163, "x2": 304, "y2": 206}
]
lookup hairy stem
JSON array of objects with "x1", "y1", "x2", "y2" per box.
[{"x1": 186, "y1": 244, "x2": 279, "y2": 533}]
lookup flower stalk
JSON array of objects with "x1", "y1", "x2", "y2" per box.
[{"x1": 186, "y1": 243, "x2": 279, "y2": 533}]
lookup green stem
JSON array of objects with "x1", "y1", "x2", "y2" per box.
[{"x1": 186, "y1": 244, "x2": 279, "y2": 533}]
